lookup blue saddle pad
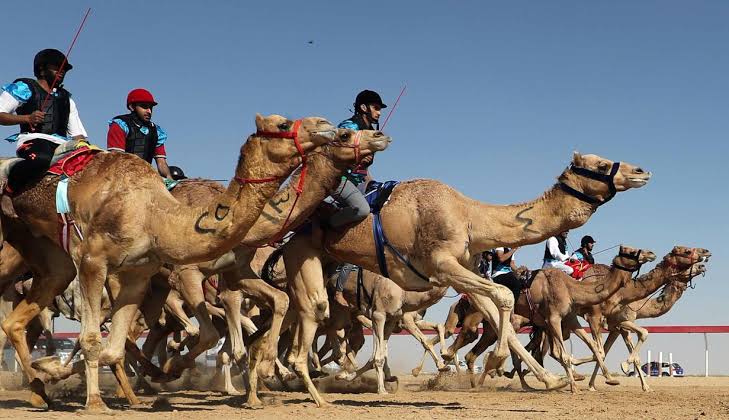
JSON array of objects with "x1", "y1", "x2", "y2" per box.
[{"x1": 365, "y1": 180, "x2": 399, "y2": 214}]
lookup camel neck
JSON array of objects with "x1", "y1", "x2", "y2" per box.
[
  {"x1": 611, "y1": 261, "x2": 673, "y2": 306},
  {"x1": 564, "y1": 266, "x2": 631, "y2": 307},
  {"x1": 242, "y1": 153, "x2": 343, "y2": 245},
  {"x1": 636, "y1": 283, "x2": 686, "y2": 319},
  {"x1": 466, "y1": 184, "x2": 596, "y2": 251}
]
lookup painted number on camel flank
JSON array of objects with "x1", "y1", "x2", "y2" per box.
[{"x1": 515, "y1": 207, "x2": 538, "y2": 234}]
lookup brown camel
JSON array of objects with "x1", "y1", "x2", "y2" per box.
[
  {"x1": 574, "y1": 246, "x2": 710, "y2": 391},
  {"x1": 447, "y1": 248, "x2": 656, "y2": 392},
  {"x1": 0, "y1": 115, "x2": 336, "y2": 411},
  {"x1": 276, "y1": 152, "x2": 651, "y2": 406},
  {"x1": 161, "y1": 128, "x2": 390, "y2": 386},
  {"x1": 453, "y1": 247, "x2": 709, "y2": 391}
]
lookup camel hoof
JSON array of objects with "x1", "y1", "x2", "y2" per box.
[
  {"x1": 385, "y1": 376, "x2": 399, "y2": 393},
  {"x1": 588, "y1": 386, "x2": 597, "y2": 392},
  {"x1": 162, "y1": 356, "x2": 194, "y2": 377},
  {"x1": 31, "y1": 356, "x2": 72, "y2": 382},
  {"x1": 84, "y1": 397, "x2": 111, "y2": 414},
  {"x1": 315, "y1": 400, "x2": 331, "y2": 408},
  {"x1": 244, "y1": 398, "x2": 264, "y2": 410},
  {"x1": 620, "y1": 361, "x2": 631, "y2": 375},
  {"x1": 411, "y1": 367, "x2": 422, "y2": 377},
  {"x1": 573, "y1": 372, "x2": 586, "y2": 381},
  {"x1": 605, "y1": 378, "x2": 620, "y2": 386},
  {"x1": 544, "y1": 375, "x2": 570, "y2": 391},
  {"x1": 29, "y1": 390, "x2": 49, "y2": 410}
]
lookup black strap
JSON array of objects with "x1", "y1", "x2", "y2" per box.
[{"x1": 559, "y1": 162, "x2": 621, "y2": 206}]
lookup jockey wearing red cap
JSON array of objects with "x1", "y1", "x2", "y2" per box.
[{"x1": 106, "y1": 88, "x2": 171, "y2": 178}]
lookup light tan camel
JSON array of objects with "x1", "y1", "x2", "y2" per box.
[
  {"x1": 276, "y1": 152, "x2": 651, "y2": 406},
  {"x1": 0, "y1": 115, "x2": 336, "y2": 411},
  {"x1": 574, "y1": 246, "x2": 710, "y2": 391},
  {"x1": 161, "y1": 128, "x2": 390, "y2": 385},
  {"x1": 324, "y1": 268, "x2": 448, "y2": 394}
]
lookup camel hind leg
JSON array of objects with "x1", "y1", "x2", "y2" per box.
[{"x1": 402, "y1": 311, "x2": 446, "y2": 372}]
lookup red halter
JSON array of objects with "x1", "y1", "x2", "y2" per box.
[
  {"x1": 234, "y1": 119, "x2": 305, "y2": 187},
  {"x1": 236, "y1": 119, "x2": 309, "y2": 246}
]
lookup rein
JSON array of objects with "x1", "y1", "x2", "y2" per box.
[
  {"x1": 611, "y1": 250, "x2": 643, "y2": 279},
  {"x1": 559, "y1": 161, "x2": 620, "y2": 206}
]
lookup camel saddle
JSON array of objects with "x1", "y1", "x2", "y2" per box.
[{"x1": 367, "y1": 180, "x2": 430, "y2": 282}]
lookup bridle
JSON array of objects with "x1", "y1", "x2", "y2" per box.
[
  {"x1": 664, "y1": 248, "x2": 702, "y2": 288},
  {"x1": 611, "y1": 249, "x2": 644, "y2": 279},
  {"x1": 329, "y1": 130, "x2": 363, "y2": 167},
  {"x1": 240, "y1": 119, "x2": 308, "y2": 245},
  {"x1": 559, "y1": 161, "x2": 621, "y2": 206}
]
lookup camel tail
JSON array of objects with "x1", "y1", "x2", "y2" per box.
[{"x1": 261, "y1": 246, "x2": 285, "y2": 286}]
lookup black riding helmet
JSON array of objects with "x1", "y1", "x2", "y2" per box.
[
  {"x1": 34, "y1": 49, "x2": 72, "y2": 78},
  {"x1": 354, "y1": 90, "x2": 387, "y2": 111},
  {"x1": 169, "y1": 166, "x2": 186, "y2": 180}
]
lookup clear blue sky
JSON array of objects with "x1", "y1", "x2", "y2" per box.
[{"x1": 3, "y1": 1, "x2": 728, "y2": 372}]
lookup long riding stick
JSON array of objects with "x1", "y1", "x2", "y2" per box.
[
  {"x1": 380, "y1": 84, "x2": 406, "y2": 130},
  {"x1": 33, "y1": 8, "x2": 92, "y2": 132}
]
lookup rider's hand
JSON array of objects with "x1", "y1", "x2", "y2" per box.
[
  {"x1": 360, "y1": 155, "x2": 374, "y2": 166},
  {"x1": 26, "y1": 111, "x2": 45, "y2": 125}
]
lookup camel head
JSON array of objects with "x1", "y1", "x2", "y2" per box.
[
  {"x1": 237, "y1": 115, "x2": 336, "y2": 179},
  {"x1": 662, "y1": 246, "x2": 711, "y2": 275},
  {"x1": 611, "y1": 245, "x2": 656, "y2": 278},
  {"x1": 559, "y1": 153, "x2": 652, "y2": 205},
  {"x1": 326, "y1": 129, "x2": 391, "y2": 166},
  {"x1": 670, "y1": 261, "x2": 706, "y2": 291}
]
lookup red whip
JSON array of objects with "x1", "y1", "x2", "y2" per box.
[
  {"x1": 380, "y1": 84, "x2": 406, "y2": 130},
  {"x1": 33, "y1": 8, "x2": 92, "y2": 132}
]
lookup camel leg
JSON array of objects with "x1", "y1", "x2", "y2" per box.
[
  {"x1": 282, "y1": 238, "x2": 331, "y2": 407},
  {"x1": 415, "y1": 317, "x2": 447, "y2": 358},
  {"x1": 401, "y1": 312, "x2": 446, "y2": 371},
  {"x1": 411, "y1": 348, "x2": 429, "y2": 377},
  {"x1": 218, "y1": 285, "x2": 247, "y2": 365},
  {"x1": 3, "y1": 271, "x2": 74, "y2": 408},
  {"x1": 351, "y1": 310, "x2": 388, "y2": 393},
  {"x1": 165, "y1": 267, "x2": 219, "y2": 377},
  {"x1": 588, "y1": 329, "x2": 621, "y2": 391},
  {"x1": 545, "y1": 316, "x2": 577, "y2": 394},
  {"x1": 618, "y1": 322, "x2": 651, "y2": 392},
  {"x1": 564, "y1": 315, "x2": 619, "y2": 388},
  {"x1": 231, "y1": 277, "x2": 290, "y2": 379},
  {"x1": 432, "y1": 256, "x2": 513, "y2": 371}
]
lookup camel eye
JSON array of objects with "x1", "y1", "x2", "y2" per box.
[
  {"x1": 277, "y1": 122, "x2": 290, "y2": 131},
  {"x1": 598, "y1": 162, "x2": 609, "y2": 172},
  {"x1": 340, "y1": 132, "x2": 351, "y2": 141}
]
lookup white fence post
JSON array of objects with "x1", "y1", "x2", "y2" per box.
[
  {"x1": 704, "y1": 333, "x2": 709, "y2": 377},
  {"x1": 647, "y1": 350, "x2": 651, "y2": 379},
  {"x1": 659, "y1": 352, "x2": 663, "y2": 376}
]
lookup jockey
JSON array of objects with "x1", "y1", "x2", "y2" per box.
[
  {"x1": 574, "y1": 235, "x2": 596, "y2": 264},
  {"x1": 0, "y1": 49, "x2": 87, "y2": 193},
  {"x1": 491, "y1": 247, "x2": 522, "y2": 299},
  {"x1": 542, "y1": 230, "x2": 575, "y2": 275},
  {"x1": 107, "y1": 88, "x2": 172, "y2": 179},
  {"x1": 332, "y1": 89, "x2": 387, "y2": 307}
]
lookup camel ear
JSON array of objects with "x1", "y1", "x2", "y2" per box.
[
  {"x1": 255, "y1": 113, "x2": 265, "y2": 130},
  {"x1": 572, "y1": 151, "x2": 583, "y2": 166}
]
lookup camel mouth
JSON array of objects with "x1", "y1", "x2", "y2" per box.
[
  {"x1": 627, "y1": 173, "x2": 651, "y2": 186},
  {"x1": 311, "y1": 128, "x2": 337, "y2": 141},
  {"x1": 369, "y1": 137, "x2": 391, "y2": 151}
]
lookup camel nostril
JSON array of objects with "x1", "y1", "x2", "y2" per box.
[{"x1": 634, "y1": 168, "x2": 645, "y2": 174}]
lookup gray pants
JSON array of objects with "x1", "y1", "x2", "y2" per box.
[
  {"x1": 329, "y1": 178, "x2": 370, "y2": 229},
  {"x1": 335, "y1": 264, "x2": 357, "y2": 292}
]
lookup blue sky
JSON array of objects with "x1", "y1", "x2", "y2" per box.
[{"x1": 2, "y1": 1, "x2": 728, "y2": 372}]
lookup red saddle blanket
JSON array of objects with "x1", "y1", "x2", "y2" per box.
[
  {"x1": 566, "y1": 259, "x2": 593, "y2": 280},
  {"x1": 47, "y1": 146, "x2": 102, "y2": 177}
]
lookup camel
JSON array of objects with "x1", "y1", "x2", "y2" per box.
[
  {"x1": 573, "y1": 246, "x2": 711, "y2": 391},
  {"x1": 452, "y1": 247, "x2": 709, "y2": 391},
  {"x1": 445, "y1": 247, "x2": 656, "y2": 392},
  {"x1": 273, "y1": 152, "x2": 651, "y2": 406},
  {"x1": 0, "y1": 114, "x2": 336, "y2": 412},
  {"x1": 160, "y1": 128, "x2": 390, "y2": 383},
  {"x1": 320, "y1": 267, "x2": 449, "y2": 394}
]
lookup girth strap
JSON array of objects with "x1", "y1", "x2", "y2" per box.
[{"x1": 372, "y1": 211, "x2": 429, "y2": 282}]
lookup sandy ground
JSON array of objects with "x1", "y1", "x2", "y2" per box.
[{"x1": 1, "y1": 369, "x2": 728, "y2": 419}]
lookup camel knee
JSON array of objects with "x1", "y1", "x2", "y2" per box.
[
  {"x1": 80, "y1": 333, "x2": 103, "y2": 359},
  {"x1": 100, "y1": 347, "x2": 126, "y2": 366},
  {"x1": 315, "y1": 300, "x2": 329, "y2": 321}
]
